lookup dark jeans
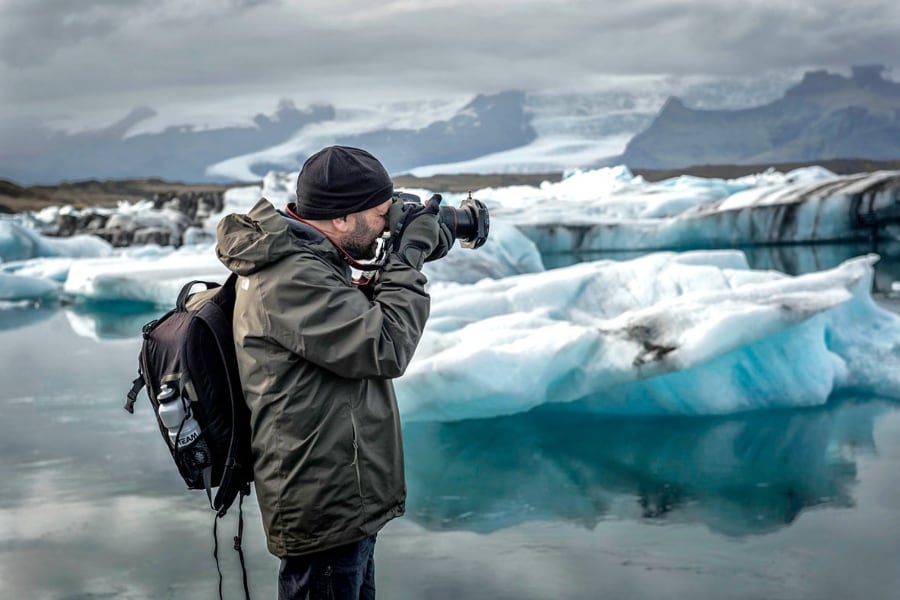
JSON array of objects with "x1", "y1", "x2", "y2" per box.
[{"x1": 278, "y1": 535, "x2": 377, "y2": 600}]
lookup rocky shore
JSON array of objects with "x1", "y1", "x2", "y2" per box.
[{"x1": 46, "y1": 190, "x2": 225, "y2": 247}]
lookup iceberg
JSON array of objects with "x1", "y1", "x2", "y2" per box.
[
  {"x1": 396, "y1": 251, "x2": 899, "y2": 421},
  {"x1": 422, "y1": 220, "x2": 545, "y2": 284},
  {"x1": 479, "y1": 167, "x2": 900, "y2": 252},
  {"x1": 0, "y1": 220, "x2": 114, "y2": 262},
  {"x1": 62, "y1": 244, "x2": 229, "y2": 307},
  {"x1": 14, "y1": 214, "x2": 541, "y2": 307},
  {"x1": 0, "y1": 272, "x2": 60, "y2": 304},
  {"x1": 0, "y1": 256, "x2": 75, "y2": 283}
]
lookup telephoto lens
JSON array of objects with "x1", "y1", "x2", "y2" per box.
[
  {"x1": 393, "y1": 192, "x2": 490, "y2": 249},
  {"x1": 439, "y1": 192, "x2": 490, "y2": 249}
]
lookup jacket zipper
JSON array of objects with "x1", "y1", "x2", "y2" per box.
[{"x1": 349, "y1": 409, "x2": 363, "y2": 500}]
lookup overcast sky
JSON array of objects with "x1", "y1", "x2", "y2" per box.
[{"x1": 1, "y1": 0, "x2": 899, "y2": 129}]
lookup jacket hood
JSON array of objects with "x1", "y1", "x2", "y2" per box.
[{"x1": 216, "y1": 197, "x2": 332, "y2": 276}]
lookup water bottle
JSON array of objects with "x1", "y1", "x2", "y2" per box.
[
  {"x1": 157, "y1": 384, "x2": 203, "y2": 448},
  {"x1": 156, "y1": 384, "x2": 212, "y2": 489}
]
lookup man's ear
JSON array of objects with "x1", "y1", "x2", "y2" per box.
[{"x1": 331, "y1": 215, "x2": 352, "y2": 233}]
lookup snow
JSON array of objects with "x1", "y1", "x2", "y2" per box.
[{"x1": 407, "y1": 134, "x2": 633, "y2": 176}]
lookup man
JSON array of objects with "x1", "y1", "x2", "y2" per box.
[{"x1": 215, "y1": 146, "x2": 453, "y2": 599}]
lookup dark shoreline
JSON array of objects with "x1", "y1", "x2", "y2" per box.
[{"x1": 3, "y1": 158, "x2": 900, "y2": 213}]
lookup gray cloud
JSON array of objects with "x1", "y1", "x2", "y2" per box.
[
  {"x1": 0, "y1": 0, "x2": 279, "y2": 68},
  {"x1": 0, "y1": 0, "x2": 898, "y2": 126}
]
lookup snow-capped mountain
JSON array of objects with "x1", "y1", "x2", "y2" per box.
[{"x1": 0, "y1": 69, "x2": 843, "y2": 184}]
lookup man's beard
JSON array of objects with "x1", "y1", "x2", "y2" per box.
[{"x1": 342, "y1": 218, "x2": 380, "y2": 259}]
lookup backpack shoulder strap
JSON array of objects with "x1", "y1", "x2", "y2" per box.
[
  {"x1": 176, "y1": 279, "x2": 222, "y2": 312},
  {"x1": 194, "y1": 274, "x2": 247, "y2": 514}
]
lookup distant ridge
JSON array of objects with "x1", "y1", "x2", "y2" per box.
[
  {"x1": 338, "y1": 91, "x2": 537, "y2": 174},
  {"x1": 0, "y1": 101, "x2": 337, "y2": 186},
  {"x1": 621, "y1": 65, "x2": 900, "y2": 169},
  {"x1": 0, "y1": 91, "x2": 534, "y2": 186},
  {"x1": 6, "y1": 69, "x2": 899, "y2": 186}
]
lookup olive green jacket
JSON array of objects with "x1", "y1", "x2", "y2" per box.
[{"x1": 215, "y1": 198, "x2": 430, "y2": 557}]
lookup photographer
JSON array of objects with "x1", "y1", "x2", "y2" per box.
[{"x1": 215, "y1": 145, "x2": 454, "y2": 599}]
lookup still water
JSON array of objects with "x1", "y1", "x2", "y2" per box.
[{"x1": 2, "y1": 245, "x2": 900, "y2": 599}]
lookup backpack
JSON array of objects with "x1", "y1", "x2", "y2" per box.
[{"x1": 124, "y1": 273, "x2": 254, "y2": 599}]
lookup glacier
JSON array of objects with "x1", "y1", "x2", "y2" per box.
[
  {"x1": 204, "y1": 77, "x2": 798, "y2": 181},
  {"x1": 2, "y1": 165, "x2": 900, "y2": 420}
]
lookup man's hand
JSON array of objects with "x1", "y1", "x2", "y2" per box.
[
  {"x1": 425, "y1": 220, "x2": 455, "y2": 263},
  {"x1": 388, "y1": 194, "x2": 442, "y2": 270}
]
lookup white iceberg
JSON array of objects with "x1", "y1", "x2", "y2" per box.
[
  {"x1": 0, "y1": 272, "x2": 60, "y2": 304},
  {"x1": 397, "y1": 252, "x2": 897, "y2": 421},
  {"x1": 63, "y1": 244, "x2": 229, "y2": 306},
  {"x1": 0, "y1": 220, "x2": 114, "y2": 262}
]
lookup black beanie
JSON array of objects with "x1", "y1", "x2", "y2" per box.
[{"x1": 295, "y1": 146, "x2": 393, "y2": 219}]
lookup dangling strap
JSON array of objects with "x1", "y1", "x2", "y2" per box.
[
  {"x1": 124, "y1": 374, "x2": 144, "y2": 413},
  {"x1": 213, "y1": 512, "x2": 225, "y2": 600},
  {"x1": 211, "y1": 491, "x2": 252, "y2": 600},
  {"x1": 235, "y1": 491, "x2": 251, "y2": 600}
]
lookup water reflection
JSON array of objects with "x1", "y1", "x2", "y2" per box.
[
  {"x1": 0, "y1": 317, "x2": 274, "y2": 598},
  {"x1": 2, "y1": 312, "x2": 900, "y2": 599},
  {"x1": 742, "y1": 241, "x2": 900, "y2": 294},
  {"x1": 403, "y1": 398, "x2": 889, "y2": 537},
  {"x1": 64, "y1": 306, "x2": 161, "y2": 339},
  {"x1": 0, "y1": 305, "x2": 56, "y2": 331}
]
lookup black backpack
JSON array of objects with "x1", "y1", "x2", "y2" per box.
[{"x1": 125, "y1": 273, "x2": 254, "y2": 599}]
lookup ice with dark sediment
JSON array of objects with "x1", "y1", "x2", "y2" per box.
[
  {"x1": 471, "y1": 166, "x2": 900, "y2": 252},
  {"x1": 397, "y1": 251, "x2": 898, "y2": 420}
]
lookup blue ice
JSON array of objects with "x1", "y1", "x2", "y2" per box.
[{"x1": 397, "y1": 252, "x2": 900, "y2": 421}]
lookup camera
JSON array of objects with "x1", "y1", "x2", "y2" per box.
[{"x1": 392, "y1": 192, "x2": 490, "y2": 249}]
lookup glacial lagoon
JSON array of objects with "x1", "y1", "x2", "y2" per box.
[{"x1": 2, "y1": 243, "x2": 900, "y2": 599}]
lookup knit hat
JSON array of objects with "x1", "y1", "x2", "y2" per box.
[{"x1": 295, "y1": 146, "x2": 393, "y2": 219}]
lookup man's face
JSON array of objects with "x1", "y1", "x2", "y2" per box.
[{"x1": 341, "y1": 199, "x2": 391, "y2": 259}]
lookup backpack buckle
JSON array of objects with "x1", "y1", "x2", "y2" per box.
[{"x1": 142, "y1": 319, "x2": 158, "y2": 339}]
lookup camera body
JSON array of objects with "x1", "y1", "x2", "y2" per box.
[{"x1": 392, "y1": 192, "x2": 490, "y2": 249}]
